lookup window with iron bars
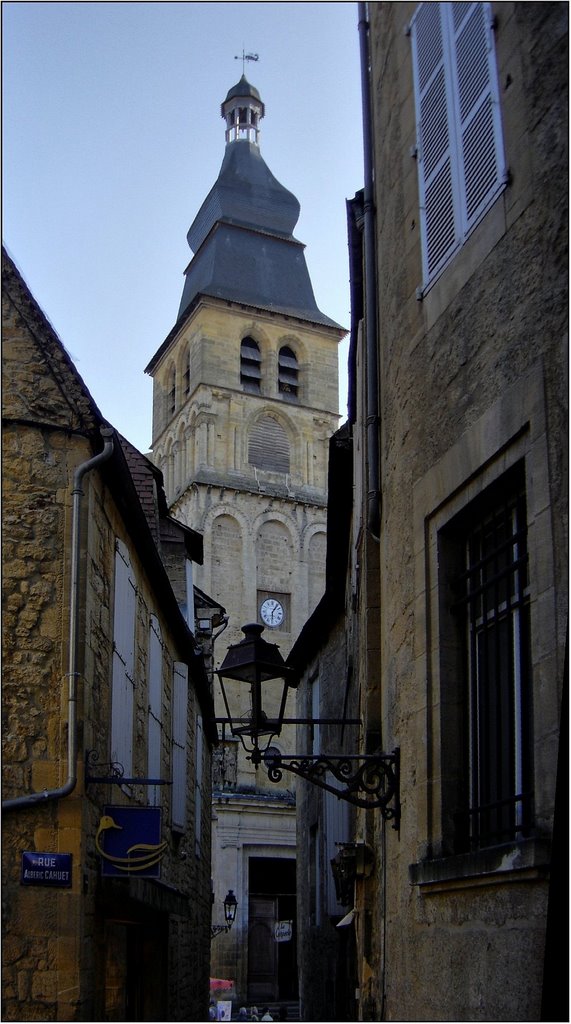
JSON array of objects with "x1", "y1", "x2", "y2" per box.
[{"x1": 448, "y1": 464, "x2": 533, "y2": 851}]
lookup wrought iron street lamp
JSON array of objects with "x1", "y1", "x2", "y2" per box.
[
  {"x1": 211, "y1": 889, "x2": 238, "y2": 939},
  {"x1": 216, "y1": 623, "x2": 297, "y2": 766},
  {"x1": 216, "y1": 624, "x2": 400, "y2": 825}
]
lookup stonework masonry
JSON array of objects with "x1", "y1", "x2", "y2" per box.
[
  {"x1": 291, "y1": 3, "x2": 568, "y2": 1021},
  {"x1": 2, "y1": 251, "x2": 215, "y2": 1021}
]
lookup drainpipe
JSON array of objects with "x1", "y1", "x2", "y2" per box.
[
  {"x1": 2, "y1": 427, "x2": 115, "y2": 811},
  {"x1": 358, "y1": 1, "x2": 381, "y2": 541}
]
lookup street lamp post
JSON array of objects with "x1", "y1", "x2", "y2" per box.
[
  {"x1": 211, "y1": 889, "x2": 238, "y2": 940},
  {"x1": 216, "y1": 624, "x2": 400, "y2": 825}
]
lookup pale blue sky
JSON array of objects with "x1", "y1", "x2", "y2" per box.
[{"x1": 3, "y1": 2, "x2": 363, "y2": 452}]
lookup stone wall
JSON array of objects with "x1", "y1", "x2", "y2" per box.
[
  {"x1": 2, "y1": 260, "x2": 213, "y2": 1021},
  {"x1": 360, "y1": 3, "x2": 568, "y2": 1020}
]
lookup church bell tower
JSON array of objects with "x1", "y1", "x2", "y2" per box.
[
  {"x1": 146, "y1": 74, "x2": 344, "y2": 651},
  {"x1": 145, "y1": 75, "x2": 345, "y2": 1006}
]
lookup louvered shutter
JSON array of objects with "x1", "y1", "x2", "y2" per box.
[
  {"x1": 448, "y1": 3, "x2": 506, "y2": 230},
  {"x1": 325, "y1": 791, "x2": 351, "y2": 916},
  {"x1": 172, "y1": 662, "x2": 189, "y2": 830},
  {"x1": 411, "y1": 2, "x2": 460, "y2": 283},
  {"x1": 194, "y1": 714, "x2": 204, "y2": 856},
  {"x1": 411, "y1": 2, "x2": 506, "y2": 288},
  {"x1": 147, "y1": 615, "x2": 163, "y2": 806},
  {"x1": 111, "y1": 540, "x2": 136, "y2": 774}
]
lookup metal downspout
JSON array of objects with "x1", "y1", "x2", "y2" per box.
[
  {"x1": 358, "y1": 1, "x2": 381, "y2": 541},
  {"x1": 2, "y1": 427, "x2": 115, "y2": 811}
]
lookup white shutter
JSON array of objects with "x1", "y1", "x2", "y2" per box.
[
  {"x1": 185, "y1": 558, "x2": 194, "y2": 630},
  {"x1": 148, "y1": 614, "x2": 163, "y2": 805},
  {"x1": 448, "y1": 2, "x2": 506, "y2": 229},
  {"x1": 195, "y1": 714, "x2": 203, "y2": 856},
  {"x1": 111, "y1": 540, "x2": 136, "y2": 774},
  {"x1": 311, "y1": 675, "x2": 321, "y2": 755},
  {"x1": 325, "y1": 791, "x2": 351, "y2": 916},
  {"x1": 172, "y1": 662, "x2": 189, "y2": 830},
  {"x1": 411, "y1": 2, "x2": 506, "y2": 288},
  {"x1": 411, "y1": 2, "x2": 460, "y2": 283}
]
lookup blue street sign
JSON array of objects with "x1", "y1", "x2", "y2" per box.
[{"x1": 21, "y1": 852, "x2": 72, "y2": 887}]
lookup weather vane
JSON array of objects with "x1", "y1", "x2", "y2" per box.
[{"x1": 235, "y1": 49, "x2": 259, "y2": 74}]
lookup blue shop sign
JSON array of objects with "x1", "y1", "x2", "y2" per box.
[
  {"x1": 99, "y1": 805, "x2": 165, "y2": 878},
  {"x1": 21, "y1": 851, "x2": 72, "y2": 887}
]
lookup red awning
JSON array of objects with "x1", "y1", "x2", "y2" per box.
[{"x1": 210, "y1": 979, "x2": 235, "y2": 992}]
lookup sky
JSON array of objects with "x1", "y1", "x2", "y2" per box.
[{"x1": 3, "y1": 1, "x2": 364, "y2": 454}]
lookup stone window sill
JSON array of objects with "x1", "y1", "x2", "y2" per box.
[{"x1": 409, "y1": 837, "x2": 550, "y2": 894}]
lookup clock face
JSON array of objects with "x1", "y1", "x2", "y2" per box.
[{"x1": 260, "y1": 598, "x2": 284, "y2": 628}]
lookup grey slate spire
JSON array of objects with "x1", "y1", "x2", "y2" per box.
[{"x1": 177, "y1": 76, "x2": 340, "y2": 329}]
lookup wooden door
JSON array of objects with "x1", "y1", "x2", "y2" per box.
[{"x1": 247, "y1": 896, "x2": 278, "y2": 1002}]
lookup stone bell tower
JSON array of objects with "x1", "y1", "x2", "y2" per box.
[{"x1": 145, "y1": 74, "x2": 345, "y2": 1007}]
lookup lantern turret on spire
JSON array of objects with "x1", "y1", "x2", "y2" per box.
[
  {"x1": 221, "y1": 75, "x2": 265, "y2": 146},
  {"x1": 146, "y1": 74, "x2": 342, "y2": 331}
]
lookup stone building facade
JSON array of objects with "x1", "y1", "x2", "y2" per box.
[
  {"x1": 144, "y1": 77, "x2": 344, "y2": 1009},
  {"x1": 290, "y1": 3, "x2": 568, "y2": 1021},
  {"x1": 2, "y1": 249, "x2": 221, "y2": 1021}
]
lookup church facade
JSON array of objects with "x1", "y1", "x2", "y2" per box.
[{"x1": 145, "y1": 76, "x2": 345, "y2": 1007}]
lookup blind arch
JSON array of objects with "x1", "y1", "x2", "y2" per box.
[{"x1": 248, "y1": 415, "x2": 290, "y2": 474}]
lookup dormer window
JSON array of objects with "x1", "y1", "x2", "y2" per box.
[
  {"x1": 278, "y1": 346, "x2": 298, "y2": 400},
  {"x1": 241, "y1": 337, "x2": 262, "y2": 393}
]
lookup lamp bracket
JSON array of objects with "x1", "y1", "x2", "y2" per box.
[
  {"x1": 85, "y1": 750, "x2": 171, "y2": 787},
  {"x1": 210, "y1": 924, "x2": 231, "y2": 939},
  {"x1": 263, "y1": 748, "x2": 400, "y2": 825}
]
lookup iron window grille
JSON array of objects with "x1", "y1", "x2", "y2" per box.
[{"x1": 452, "y1": 470, "x2": 533, "y2": 851}]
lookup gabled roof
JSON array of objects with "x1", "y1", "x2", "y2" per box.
[
  {"x1": 119, "y1": 433, "x2": 203, "y2": 563},
  {"x1": 2, "y1": 247, "x2": 104, "y2": 435},
  {"x1": 2, "y1": 246, "x2": 214, "y2": 735}
]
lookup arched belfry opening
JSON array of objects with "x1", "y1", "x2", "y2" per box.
[
  {"x1": 222, "y1": 75, "x2": 265, "y2": 146},
  {"x1": 241, "y1": 336, "x2": 262, "y2": 393}
]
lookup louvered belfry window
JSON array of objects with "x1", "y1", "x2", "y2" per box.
[
  {"x1": 278, "y1": 346, "x2": 299, "y2": 399},
  {"x1": 410, "y1": 2, "x2": 506, "y2": 289},
  {"x1": 240, "y1": 336, "x2": 262, "y2": 393}
]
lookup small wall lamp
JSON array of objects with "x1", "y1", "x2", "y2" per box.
[
  {"x1": 216, "y1": 624, "x2": 400, "y2": 825},
  {"x1": 211, "y1": 889, "x2": 238, "y2": 939}
]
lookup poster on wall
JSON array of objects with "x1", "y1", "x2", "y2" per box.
[{"x1": 275, "y1": 920, "x2": 293, "y2": 942}]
